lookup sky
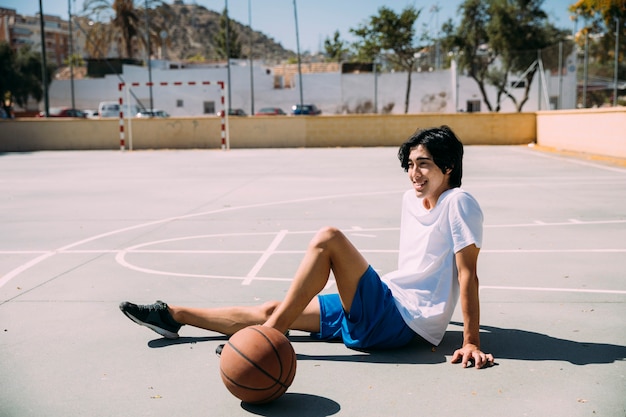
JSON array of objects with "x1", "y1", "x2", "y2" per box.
[{"x1": 1, "y1": 0, "x2": 579, "y2": 53}]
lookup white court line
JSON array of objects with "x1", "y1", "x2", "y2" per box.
[
  {"x1": 5, "y1": 248, "x2": 624, "y2": 256},
  {"x1": 114, "y1": 250, "x2": 294, "y2": 282},
  {"x1": 0, "y1": 190, "x2": 404, "y2": 289},
  {"x1": 512, "y1": 147, "x2": 626, "y2": 174},
  {"x1": 0, "y1": 252, "x2": 56, "y2": 288},
  {"x1": 481, "y1": 285, "x2": 626, "y2": 295},
  {"x1": 243, "y1": 229, "x2": 288, "y2": 285},
  {"x1": 482, "y1": 249, "x2": 626, "y2": 253},
  {"x1": 7, "y1": 248, "x2": 625, "y2": 256},
  {"x1": 2, "y1": 188, "x2": 625, "y2": 289},
  {"x1": 0, "y1": 251, "x2": 50, "y2": 254},
  {"x1": 16, "y1": 242, "x2": 618, "y2": 295},
  {"x1": 485, "y1": 219, "x2": 626, "y2": 228}
]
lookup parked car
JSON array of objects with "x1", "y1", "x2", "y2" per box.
[
  {"x1": 37, "y1": 107, "x2": 86, "y2": 118},
  {"x1": 83, "y1": 109, "x2": 99, "y2": 119},
  {"x1": 98, "y1": 101, "x2": 139, "y2": 118},
  {"x1": 136, "y1": 109, "x2": 170, "y2": 118},
  {"x1": 255, "y1": 107, "x2": 286, "y2": 116},
  {"x1": 291, "y1": 104, "x2": 321, "y2": 115},
  {"x1": 218, "y1": 108, "x2": 247, "y2": 117}
]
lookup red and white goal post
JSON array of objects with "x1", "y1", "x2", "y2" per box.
[{"x1": 117, "y1": 80, "x2": 229, "y2": 151}]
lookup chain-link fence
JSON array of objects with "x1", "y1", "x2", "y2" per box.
[{"x1": 574, "y1": 31, "x2": 626, "y2": 108}]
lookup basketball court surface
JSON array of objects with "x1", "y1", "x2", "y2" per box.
[{"x1": 1, "y1": 145, "x2": 625, "y2": 416}]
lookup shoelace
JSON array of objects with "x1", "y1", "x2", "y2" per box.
[{"x1": 140, "y1": 301, "x2": 165, "y2": 311}]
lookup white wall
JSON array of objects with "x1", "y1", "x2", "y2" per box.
[{"x1": 47, "y1": 57, "x2": 577, "y2": 116}]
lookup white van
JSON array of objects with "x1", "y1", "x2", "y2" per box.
[{"x1": 98, "y1": 101, "x2": 140, "y2": 118}]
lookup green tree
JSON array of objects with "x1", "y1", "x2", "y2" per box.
[
  {"x1": 442, "y1": 0, "x2": 493, "y2": 109},
  {"x1": 443, "y1": 0, "x2": 570, "y2": 112},
  {"x1": 569, "y1": 0, "x2": 625, "y2": 106},
  {"x1": 569, "y1": 0, "x2": 626, "y2": 49},
  {"x1": 323, "y1": 30, "x2": 349, "y2": 62},
  {"x1": 350, "y1": 6, "x2": 422, "y2": 114},
  {"x1": 0, "y1": 43, "x2": 53, "y2": 110},
  {"x1": 487, "y1": 0, "x2": 572, "y2": 111},
  {"x1": 75, "y1": 18, "x2": 112, "y2": 59},
  {"x1": 0, "y1": 43, "x2": 15, "y2": 107},
  {"x1": 216, "y1": 7, "x2": 242, "y2": 59},
  {"x1": 64, "y1": 53, "x2": 86, "y2": 67}
]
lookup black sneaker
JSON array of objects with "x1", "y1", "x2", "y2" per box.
[
  {"x1": 119, "y1": 300, "x2": 182, "y2": 339},
  {"x1": 215, "y1": 344, "x2": 224, "y2": 357}
]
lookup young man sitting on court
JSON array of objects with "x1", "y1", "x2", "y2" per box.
[{"x1": 120, "y1": 125, "x2": 495, "y2": 369}]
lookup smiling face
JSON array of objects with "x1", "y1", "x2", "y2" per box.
[{"x1": 407, "y1": 145, "x2": 451, "y2": 210}]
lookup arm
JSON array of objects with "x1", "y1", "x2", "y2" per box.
[{"x1": 450, "y1": 243, "x2": 494, "y2": 369}]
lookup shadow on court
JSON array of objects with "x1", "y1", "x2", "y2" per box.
[
  {"x1": 146, "y1": 323, "x2": 626, "y2": 367},
  {"x1": 1, "y1": 147, "x2": 625, "y2": 417},
  {"x1": 241, "y1": 393, "x2": 341, "y2": 417}
]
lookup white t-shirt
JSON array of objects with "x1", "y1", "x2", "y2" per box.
[{"x1": 381, "y1": 188, "x2": 483, "y2": 345}]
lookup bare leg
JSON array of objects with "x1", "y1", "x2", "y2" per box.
[
  {"x1": 167, "y1": 226, "x2": 367, "y2": 336},
  {"x1": 168, "y1": 302, "x2": 277, "y2": 336},
  {"x1": 264, "y1": 226, "x2": 369, "y2": 334},
  {"x1": 168, "y1": 299, "x2": 322, "y2": 336}
]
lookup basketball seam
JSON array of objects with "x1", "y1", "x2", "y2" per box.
[{"x1": 223, "y1": 328, "x2": 288, "y2": 390}]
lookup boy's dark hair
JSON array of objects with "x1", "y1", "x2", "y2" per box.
[{"x1": 397, "y1": 125, "x2": 464, "y2": 188}]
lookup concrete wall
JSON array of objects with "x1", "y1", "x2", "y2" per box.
[
  {"x1": 536, "y1": 108, "x2": 626, "y2": 159},
  {"x1": 0, "y1": 112, "x2": 536, "y2": 152},
  {"x1": 3, "y1": 109, "x2": 625, "y2": 158},
  {"x1": 45, "y1": 56, "x2": 578, "y2": 117}
]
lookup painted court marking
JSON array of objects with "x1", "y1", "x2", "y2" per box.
[
  {"x1": 1, "y1": 169, "x2": 625, "y2": 296},
  {"x1": 243, "y1": 229, "x2": 289, "y2": 285},
  {"x1": 511, "y1": 146, "x2": 626, "y2": 174},
  {"x1": 0, "y1": 190, "x2": 401, "y2": 289},
  {"x1": 2, "y1": 219, "x2": 625, "y2": 296}
]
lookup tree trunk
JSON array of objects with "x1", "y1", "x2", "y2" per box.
[
  {"x1": 470, "y1": 74, "x2": 493, "y2": 112},
  {"x1": 404, "y1": 69, "x2": 412, "y2": 114}
]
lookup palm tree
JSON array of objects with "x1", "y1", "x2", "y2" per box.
[
  {"x1": 75, "y1": 17, "x2": 112, "y2": 59},
  {"x1": 82, "y1": 0, "x2": 165, "y2": 59}
]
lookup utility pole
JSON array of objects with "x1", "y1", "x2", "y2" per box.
[
  {"x1": 293, "y1": 0, "x2": 303, "y2": 109},
  {"x1": 248, "y1": 0, "x2": 254, "y2": 115},
  {"x1": 374, "y1": 57, "x2": 378, "y2": 113},
  {"x1": 431, "y1": 4, "x2": 441, "y2": 70},
  {"x1": 583, "y1": 30, "x2": 589, "y2": 108},
  {"x1": 613, "y1": 17, "x2": 620, "y2": 107},
  {"x1": 38, "y1": 0, "x2": 49, "y2": 117},
  {"x1": 558, "y1": 41, "x2": 563, "y2": 109},
  {"x1": 225, "y1": 0, "x2": 232, "y2": 113},
  {"x1": 68, "y1": 0, "x2": 75, "y2": 110},
  {"x1": 145, "y1": 0, "x2": 154, "y2": 112}
]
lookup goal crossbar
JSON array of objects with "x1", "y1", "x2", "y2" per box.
[{"x1": 117, "y1": 80, "x2": 229, "y2": 151}]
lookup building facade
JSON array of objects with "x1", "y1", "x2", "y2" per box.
[
  {"x1": 4, "y1": 9, "x2": 578, "y2": 116},
  {"x1": 0, "y1": 8, "x2": 72, "y2": 67},
  {"x1": 46, "y1": 56, "x2": 577, "y2": 117}
]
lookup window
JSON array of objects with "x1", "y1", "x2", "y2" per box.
[
  {"x1": 549, "y1": 96, "x2": 558, "y2": 110},
  {"x1": 203, "y1": 101, "x2": 215, "y2": 115},
  {"x1": 176, "y1": 99, "x2": 183, "y2": 108},
  {"x1": 274, "y1": 75, "x2": 284, "y2": 89},
  {"x1": 13, "y1": 27, "x2": 32, "y2": 36},
  {"x1": 466, "y1": 100, "x2": 481, "y2": 113}
]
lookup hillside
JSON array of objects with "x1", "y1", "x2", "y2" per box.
[{"x1": 153, "y1": 2, "x2": 296, "y2": 64}]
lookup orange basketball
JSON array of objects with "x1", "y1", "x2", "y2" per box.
[{"x1": 219, "y1": 325, "x2": 297, "y2": 404}]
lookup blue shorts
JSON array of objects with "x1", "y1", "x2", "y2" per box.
[{"x1": 311, "y1": 265, "x2": 415, "y2": 349}]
